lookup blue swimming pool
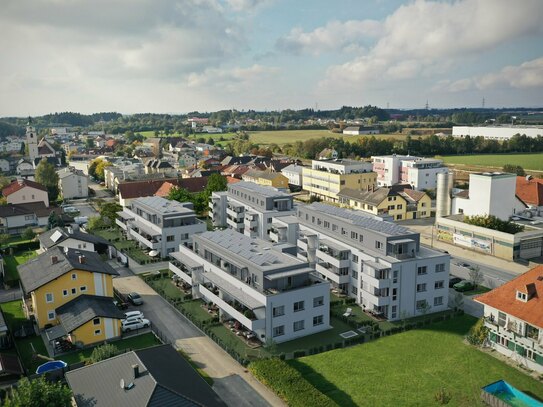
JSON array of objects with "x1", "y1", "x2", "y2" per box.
[
  {"x1": 35, "y1": 360, "x2": 67, "y2": 374},
  {"x1": 482, "y1": 380, "x2": 543, "y2": 407}
]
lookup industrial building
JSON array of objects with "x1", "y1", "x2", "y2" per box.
[{"x1": 453, "y1": 126, "x2": 543, "y2": 140}]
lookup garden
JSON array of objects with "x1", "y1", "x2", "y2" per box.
[{"x1": 92, "y1": 227, "x2": 161, "y2": 265}]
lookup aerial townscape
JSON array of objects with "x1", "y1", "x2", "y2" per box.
[{"x1": 1, "y1": 1, "x2": 543, "y2": 407}]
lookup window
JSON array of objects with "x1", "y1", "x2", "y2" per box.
[
  {"x1": 351, "y1": 270, "x2": 358, "y2": 279},
  {"x1": 267, "y1": 218, "x2": 272, "y2": 224},
  {"x1": 396, "y1": 215, "x2": 402, "y2": 220},
  {"x1": 71, "y1": 288, "x2": 77, "y2": 295},
  {"x1": 359, "y1": 235, "x2": 364, "y2": 242},
  {"x1": 388, "y1": 205, "x2": 395, "y2": 210},
  {"x1": 351, "y1": 286, "x2": 358, "y2": 295},
  {"x1": 341, "y1": 228, "x2": 347, "y2": 236},
  {"x1": 393, "y1": 270, "x2": 398, "y2": 284},
  {"x1": 434, "y1": 296, "x2": 443, "y2": 306},
  {"x1": 47, "y1": 311, "x2": 56, "y2": 321},
  {"x1": 24, "y1": 215, "x2": 33, "y2": 220},
  {"x1": 498, "y1": 312, "x2": 507, "y2": 327},
  {"x1": 167, "y1": 235, "x2": 175, "y2": 242},
  {"x1": 293, "y1": 301, "x2": 305, "y2": 312},
  {"x1": 416, "y1": 283, "x2": 427, "y2": 292},
  {"x1": 80, "y1": 286, "x2": 87, "y2": 292},
  {"x1": 45, "y1": 293, "x2": 54, "y2": 303},
  {"x1": 324, "y1": 221, "x2": 330, "y2": 228},
  {"x1": 62, "y1": 289, "x2": 68, "y2": 297},
  {"x1": 375, "y1": 241, "x2": 383, "y2": 249},
  {"x1": 71, "y1": 273, "x2": 77, "y2": 280},
  {"x1": 93, "y1": 318, "x2": 100, "y2": 325},
  {"x1": 313, "y1": 296, "x2": 324, "y2": 307},
  {"x1": 332, "y1": 224, "x2": 338, "y2": 232},
  {"x1": 94, "y1": 329, "x2": 101, "y2": 336},
  {"x1": 352, "y1": 254, "x2": 358, "y2": 263},
  {"x1": 273, "y1": 325, "x2": 284, "y2": 337},
  {"x1": 526, "y1": 349, "x2": 537, "y2": 361},
  {"x1": 435, "y1": 264, "x2": 445, "y2": 273},
  {"x1": 397, "y1": 204, "x2": 403, "y2": 210},
  {"x1": 293, "y1": 320, "x2": 305, "y2": 331},
  {"x1": 273, "y1": 306, "x2": 285, "y2": 317},
  {"x1": 391, "y1": 305, "x2": 397, "y2": 319},
  {"x1": 435, "y1": 281, "x2": 444, "y2": 289},
  {"x1": 313, "y1": 315, "x2": 324, "y2": 326},
  {"x1": 351, "y1": 231, "x2": 358, "y2": 240},
  {"x1": 517, "y1": 291, "x2": 527, "y2": 302},
  {"x1": 416, "y1": 300, "x2": 427, "y2": 310},
  {"x1": 417, "y1": 266, "x2": 427, "y2": 275}
]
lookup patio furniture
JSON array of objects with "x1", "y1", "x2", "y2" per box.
[{"x1": 343, "y1": 308, "x2": 352, "y2": 317}]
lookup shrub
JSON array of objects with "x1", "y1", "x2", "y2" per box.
[
  {"x1": 249, "y1": 359, "x2": 339, "y2": 407},
  {"x1": 89, "y1": 343, "x2": 120, "y2": 364},
  {"x1": 466, "y1": 318, "x2": 489, "y2": 346},
  {"x1": 434, "y1": 388, "x2": 452, "y2": 405}
]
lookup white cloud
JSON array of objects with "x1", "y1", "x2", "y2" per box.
[
  {"x1": 318, "y1": 0, "x2": 543, "y2": 90},
  {"x1": 187, "y1": 64, "x2": 279, "y2": 90},
  {"x1": 277, "y1": 19, "x2": 382, "y2": 55},
  {"x1": 225, "y1": 0, "x2": 271, "y2": 12}
]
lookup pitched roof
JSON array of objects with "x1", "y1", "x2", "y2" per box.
[
  {"x1": 281, "y1": 164, "x2": 303, "y2": 175},
  {"x1": 154, "y1": 182, "x2": 176, "y2": 197},
  {"x1": 243, "y1": 169, "x2": 286, "y2": 181},
  {"x1": 118, "y1": 177, "x2": 209, "y2": 200},
  {"x1": 56, "y1": 295, "x2": 124, "y2": 333},
  {"x1": 454, "y1": 190, "x2": 469, "y2": 199},
  {"x1": 38, "y1": 226, "x2": 109, "y2": 250},
  {"x1": 475, "y1": 265, "x2": 543, "y2": 329},
  {"x1": 66, "y1": 344, "x2": 226, "y2": 407},
  {"x1": 516, "y1": 176, "x2": 543, "y2": 206},
  {"x1": 225, "y1": 176, "x2": 241, "y2": 184},
  {"x1": 0, "y1": 203, "x2": 61, "y2": 219},
  {"x1": 2, "y1": 179, "x2": 47, "y2": 196},
  {"x1": 18, "y1": 247, "x2": 119, "y2": 293},
  {"x1": 338, "y1": 187, "x2": 395, "y2": 206},
  {"x1": 398, "y1": 189, "x2": 427, "y2": 203}
]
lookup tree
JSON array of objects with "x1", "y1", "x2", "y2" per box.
[
  {"x1": 451, "y1": 292, "x2": 464, "y2": 311},
  {"x1": 95, "y1": 160, "x2": 112, "y2": 181},
  {"x1": 205, "y1": 173, "x2": 227, "y2": 195},
  {"x1": 0, "y1": 233, "x2": 10, "y2": 249},
  {"x1": 97, "y1": 202, "x2": 121, "y2": 225},
  {"x1": 502, "y1": 164, "x2": 525, "y2": 176},
  {"x1": 464, "y1": 214, "x2": 524, "y2": 234},
  {"x1": 21, "y1": 227, "x2": 35, "y2": 240},
  {"x1": 419, "y1": 301, "x2": 431, "y2": 315},
  {"x1": 3, "y1": 376, "x2": 72, "y2": 407},
  {"x1": 89, "y1": 343, "x2": 119, "y2": 364},
  {"x1": 207, "y1": 137, "x2": 215, "y2": 145},
  {"x1": 86, "y1": 216, "x2": 105, "y2": 231},
  {"x1": 35, "y1": 159, "x2": 59, "y2": 201},
  {"x1": 47, "y1": 211, "x2": 64, "y2": 229},
  {"x1": 85, "y1": 137, "x2": 94, "y2": 148},
  {"x1": 468, "y1": 266, "x2": 484, "y2": 289},
  {"x1": 168, "y1": 186, "x2": 193, "y2": 203}
]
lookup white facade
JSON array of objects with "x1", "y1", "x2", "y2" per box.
[
  {"x1": 453, "y1": 126, "x2": 543, "y2": 140},
  {"x1": 311, "y1": 159, "x2": 373, "y2": 174},
  {"x1": 26, "y1": 124, "x2": 39, "y2": 161},
  {"x1": 281, "y1": 164, "x2": 303, "y2": 187},
  {"x1": 0, "y1": 159, "x2": 10, "y2": 173},
  {"x1": 372, "y1": 155, "x2": 448, "y2": 190},
  {"x1": 451, "y1": 172, "x2": 524, "y2": 221},
  {"x1": 170, "y1": 230, "x2": 331, "y2": 343},
  {"x1": 5, "y1": 183, "x2": 49, "y2": 207},
  {"x1": 116, "y1": 196, "x2": 206, "y2": 258},
  {"x1": 58, "y1": 167, "x2": 89, "y2": 199}
]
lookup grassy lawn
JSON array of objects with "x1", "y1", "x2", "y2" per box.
[
  {"x1": 439, "y1": 153, "x2": 543, "y2": 171},
  {"x1": 92, "y1": 228, "x2": 156, "y2": 263},
  {"x1": 59, "y1": 333, "x2": 161, "y2": 365},
  {"x1": 1, "y1": 300, "x2": 27, "y2": 330},
  {"x1": 248, "y1": 130, "x2": 410, "y2": 146},
  {"x1": 464, "y1": 286, "x2": 492, "y2": 296},
  {"x1": 289, "y1": 315, "x2": 543, "y2": 407},
  {"x1": 3, "y1": 250, "x2": 38, "y2": 282},
  {"x1": 179, "y1": 300, "x2": 216, "y2": 324},
  {"x1": 146, "y1": 275, "x2": 187, "y2": 300}
]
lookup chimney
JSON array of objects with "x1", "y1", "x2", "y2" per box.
[
  {"x1": 78, "y1": 255, "x2": 86, "y2": 264},
  {"x1": 51, "y1": 256, "x2": 58, "y2": 264},
  {"x1": 526, "y1": 283, "x2": 537, "y2": 300},
  {"x1": 67, "y1": 226, "x2": 73, "y2": 234},
  {"x1": 132, "y1": 364, "x2": 140, "y2": 379}
]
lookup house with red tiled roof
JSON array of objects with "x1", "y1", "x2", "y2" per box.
[
  {"x1": 475, "y1": 265, "x2": 543, "y2": 373},
  {"x1": 516, "y1": 176, "x2": 543, "y2": 208},
  {"x1": 2, "y1": 179, "x2": 49, "y2": 207}
]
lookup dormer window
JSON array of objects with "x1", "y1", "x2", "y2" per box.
[{"x1": 517, "y1": 291, "x2": 527, "y2": 302}]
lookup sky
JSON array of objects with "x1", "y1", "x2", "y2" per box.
[{"x1": 1, "y1": 0, "x2": 543, "y2": 116}]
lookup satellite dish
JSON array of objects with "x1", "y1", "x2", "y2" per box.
[{"x1": 120, "y1": 379, "x2": 125, "y2": 389}]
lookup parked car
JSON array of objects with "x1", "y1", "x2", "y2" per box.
[
  {"x1": 449, "y1": 277, "x2": 463, "y2": 288},
  {"x1": 453, "y1": 280, "x2": 474, "y2": 292},
  {"x1": 456, "y1": 262, "x2": 471, "y2": 268},
  {"x1": 124, "y1": 310, "x2": 144, "y2": 320},
  {"x1": 121, "y1": 318, "x2": 150, "y2": 332},
  {"x1": 127, "y1": 292, "x2": 143, "y2": 305},
  {"x1": 63, "y1": 206, "x2": 78, "y2": 213}
]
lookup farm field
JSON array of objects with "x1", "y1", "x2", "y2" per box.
[
  {"x1": 440, "y1": 153, "x2": 543, "y2": 171},
  {"x1": 288, "y1": 315, "x2": 543, "y2": 407}
]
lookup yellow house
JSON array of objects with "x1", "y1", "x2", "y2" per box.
[
  {"x1": 302, "y1": 159, "x2": 377, "y2": 203},
  {"x1": 18, "y1": 246, "x2": 122, "y2": 345},
  {"x1": 242, "y1": 169, "x2": 289, "y2": 189},
  {"x1": 338, "y1": 186, "x2": 431, "y2": 221}
]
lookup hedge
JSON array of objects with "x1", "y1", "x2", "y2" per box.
[{"x1": 249, "y1": 359, "x2": 339, "y2": 407}]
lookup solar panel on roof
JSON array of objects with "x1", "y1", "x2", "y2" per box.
[{"x1": 50, "y1": 230, "x2": 63, "y2": 243}]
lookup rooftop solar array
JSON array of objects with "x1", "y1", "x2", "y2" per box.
[
  {"x1": 307, "y1": 203, "x2": 411, "y2": 236},
  {"x1": 230, "y1": 181, "x2": 290, "y2": 198}
]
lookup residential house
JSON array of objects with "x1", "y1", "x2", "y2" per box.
[
  {"x1": 144, "y1": 159, "x2": 175, "y2": 175},
  {"x1": 116, "y1": 196, "x2": 206, "y2": 257},
  {"x1": 372, "y1": 155, "x2": 448, "y2": 190},
  {"x1": 516, "y1": 175, "x2": 543, "y2": 210},
  {"x1": 2, "y1": 179, "x2": 49, "y2": 207},
  {"x1": 170, "y1": 229, "x2": 331, "y2": 343},
  {"x1": 39, "y1": 226, "x2": 110, "y2": 254},
  {"x1": 302, "y1": 159, "x2": 376, "y2": 203},
  {"x1": 210, "y1": 181, "x2": 296, "y2": 240},
  {"x1": 242, "y1": 169, "x2": 289, "y2": 190},
  {"x1": 66, "y1": 344, "x2": 226, "y2": 407},
  {"x1": 475, "y1": 265, "x2": 543, "y2": 373},
  {"x1": 317, "y1": 149, "x2": 338, "y2": 160},
  {"x1": 58, "y1": 167, "x2": 89, "y2": 199},
  {"x1": 0, "y1": 203, "x2": 62, "y2": 235},
  {"x1": 17, "y1": 247, "x2": 120, "y2": 338},
  {"x1": 178, "y1": 153, "x2": 197, "y2": 169},
  {"x1": 281, "y1": 164, "x2": 304, "y2": 189},
  {"x1": 16, "y1": 159, "x2": 33, "y2": 176}
]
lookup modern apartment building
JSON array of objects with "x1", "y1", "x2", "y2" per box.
[
  {"x1": 272, "y1": 203, "x2": 450, "y2": 321},
  {"x1": 116, "y1": 196, "x2": 206, "y2": 258},
  {"x1": 210, "y1": 181, "x2": 296, "y2": 240},
  {"x1": 475, "y1": 265, "x2": 543, "y2": 373},
  {"x1": 302, "y1": 159, "x2": 376, "y2": 203},
  {"x1": 372, "y1": 155, "x2": 448, "y2": 190},
  {"x1": 169, "y1": 229, "x2": 330, "y2": 343}
]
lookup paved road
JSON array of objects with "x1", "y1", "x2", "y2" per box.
[
  {"x1": 64, "y1": 200, "x2": 99, "y2": 219},
  {"x1": 449, "y1": 258, "x2": 517, "y2": 289},
  {"x1": 88, "y1": 180, "x2": 114, "y2": 200},
  {"x1": 111, "y1": 265, "x2": 283, "y2": 407}
]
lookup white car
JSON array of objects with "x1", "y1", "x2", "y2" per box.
[
  {"x1": 121, "y1": 318, "x2": 150, "y2": 332},
  {"x1": 63, "y1": 206, "x2": 79, "y2": 213},
  {"x1": 124, "y1": 311, "x2": 144, "y2": 320}
]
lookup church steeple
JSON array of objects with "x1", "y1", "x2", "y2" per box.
[{"x1": 26, "y1": 117, "x2": 39, "y2": 161}]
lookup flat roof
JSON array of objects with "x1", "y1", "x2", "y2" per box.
[
  {"x1": 229, "y1": 181, "x2": 290, "y2": 198},
  {"x1": 133, "y1": 196, "x2": 195, "y2": 215}
]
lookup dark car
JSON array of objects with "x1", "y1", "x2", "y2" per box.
[
  {"x1": 127, "y1": 292, "x2": 143, "y2": 305},
  {"x1": 456, "y1": 262, "x2": 471, "y2": 268},
  {"x1": 453, "y1": 280, "x2": 474, "y2": 292},
  {"x1": 449, "y1": 277, "x2": 462, "y2": 288}
]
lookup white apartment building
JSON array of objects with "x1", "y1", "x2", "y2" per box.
[
  {"x1": 372, "y1": 155, "x2": 448, "y2": 190},
  {"x1": 210, "y1": 181, "x2": 296, "y2": 240},
  {"x1": 453, "y1": 126, "x2": 543, "y2": 140},
  {"x1": 116, "y1": 196, "x2": 206, "y2": 258},
  {"x1": 281, "y1": 164, "x2": 304, "y2": 188},
  {"x1": 169, "y1": 229, "x2": 331, "y2": 343},
  {"x1": 58, "y1": 167, "x2": 89, "y2": 199},
  {"x1": 272, "y1": 203, "x2": 450, "y2": 321}
]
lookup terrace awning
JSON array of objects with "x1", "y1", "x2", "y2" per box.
[{"x1": 45, "y1": 324, "x2": 67, "y2": 342}]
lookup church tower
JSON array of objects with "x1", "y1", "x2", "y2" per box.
[{"x1": 26, "y1": 116, "x2": 39, "y2": 161}]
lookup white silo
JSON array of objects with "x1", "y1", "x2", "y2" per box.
[{"x1": 436, "y1": 172, "x2": 452, "y2": 218}]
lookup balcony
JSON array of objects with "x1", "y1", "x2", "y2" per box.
[
  {"x1": 169, "y1": 260, "x2": 193, "y2": 285},
  {"x1": 115, "y1": 218, "x2": 128, "y2": 231},
  {"x1": 362, "y1": 287, "x2": 390, "y2": 307},
  {"x1": 297, "y1": 248, "x2": 308, "y2": 261},
  {"x1": 129, "y1": 228, "x2": 160, "y2": 250},
  {"x1": 362, "y1": 273, "x2": 390, "y2": 289},
  {"x1": 316, "y1": 246, "x2": 350, "y2": 268},
  {"x1": 298, "y1": 238, "x2": 308, "y2": 251},
  {"x1": 316, "y1": 262, "x2": 350, "y2": 285}
]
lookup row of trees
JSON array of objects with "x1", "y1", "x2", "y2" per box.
[{"x1": 167, "y1": 173, "x2": 227, "y2": 214}]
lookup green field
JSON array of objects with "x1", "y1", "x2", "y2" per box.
[
  {"x1": 288, "y1": 315, "x2": 543, "y2": 407},
  {"x1": 248, "y1": 130, "x2": 410, "y2": 146},
  {"x1": 440, "y1": 153, "x2": 543, "y2": 171}
]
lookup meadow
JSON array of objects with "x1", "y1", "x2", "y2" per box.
[{"x1": 440, "y1": 153, "x2": 543, "y2": 171}]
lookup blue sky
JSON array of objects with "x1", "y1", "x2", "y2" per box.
[{"x1": 1, "y1": 0, "x2": 542, "y2": 115}]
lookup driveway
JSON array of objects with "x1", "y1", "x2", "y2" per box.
[{"x1": 113, "y1": 273, "x2": 284, "y2": 407}]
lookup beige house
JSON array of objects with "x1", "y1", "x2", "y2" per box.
[
  {"x1": 2, "y1": 179, "x2": 49, "y2": 207},
  {"x1": 242, "y1": 169, "x2": 289, "y2": 189}
]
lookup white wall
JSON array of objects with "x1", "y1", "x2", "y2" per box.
[
  {"x1": 7, "y1": 187, "x2": 49, "y2": 207},
  {"x1": 453, "y1": 126, "x2": 543, "y2": 140}
]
